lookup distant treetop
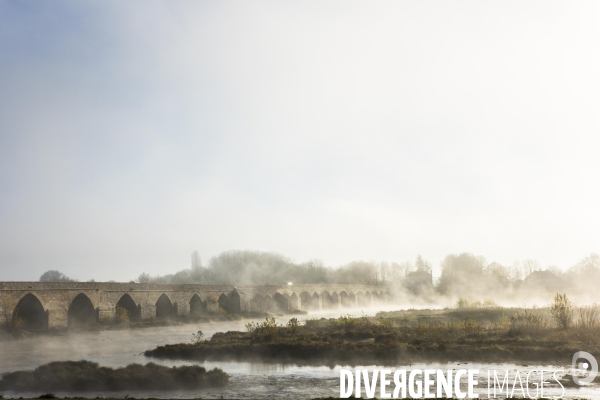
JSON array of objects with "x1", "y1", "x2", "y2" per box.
[{"x1": 39, "y1": 270, "x2": 74, "y2": 282}]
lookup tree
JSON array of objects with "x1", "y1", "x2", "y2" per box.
[
  {"x1": 191, "y1": 330, "x2": 205, "y2": 344},
  {"x1": 485, "y1": 262, "x2": 510, "y2": 280},
  {"x1": 414, "y1": 255, "x2": 432, "y2": 273},
  {"x1": 437, "y1": 253, "x2": 486, "y2": 294},
  {"x1": 550, "y1": 293, "x2": 574, "y2": 330},
  {"x1": 39, "y1": 270, "x2": 73, "y2": 282},
  {"x1": 521, "y1": 259, "x2": 541, "y2": 276},
  {"x1": 395, "y1": 261, "x2": 413, "y2": 278},
  {"x1": 570, "y1": 253, "x2": 600, "y2": 278},
  {"x1": 137, "y1": 273, "x2": 153, "y2": 283}
]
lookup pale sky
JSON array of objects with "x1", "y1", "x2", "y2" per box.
[{"x1": 1, "y1": 1, "x2": 599, "y2": 281}]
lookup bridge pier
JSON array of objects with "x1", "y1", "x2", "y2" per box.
[
  {"x1": 141, "y1": 303, "x2": 156, "y2": 320},
  {"x1": 312, "y1": 294, "x2": 322, "y2": 310},
  {"x1": 349, "y1": 293, "x2": 357, "y2": 307},
  {"x1": 331, "y1": 293, "x2": 341, "y2": 308},
  {"x1": 289, "y1": 293, "x2": 299, "y2": 311},
  {"x1": 46, "y1": 301, "x2": 67, "y2": 329},
  {"x1": 178, "y1": 302, "x2": 189, "y2": 316},
  {"x1": 206, "y1": 299, "x2": 220, "y2": 313},
  {"x1": 98, "y1": 304, "x2": 116, "y2": 323},
  {"x1": 239, "y1": 295, "x2": 250, "y2": 313}
]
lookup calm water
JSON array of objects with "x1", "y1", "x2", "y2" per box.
[{"x1": 0, "y1": 308, "x2": 597, "y2": 399}]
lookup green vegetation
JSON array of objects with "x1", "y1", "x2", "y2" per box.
[
  {"x1": 0, "y1": 361, "x2": 228, "y2": 392},
  {"x1": 145, "y1": 299, "x2": 600, "y2": 365}
]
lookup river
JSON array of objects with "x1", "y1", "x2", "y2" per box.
[{"x1": 0, "y1": 307, "x2": 597, "y2": 399}]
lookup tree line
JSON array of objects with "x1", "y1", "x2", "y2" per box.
[{"x1": 39, "y1": 250, "x2": 600, "y2": 297}]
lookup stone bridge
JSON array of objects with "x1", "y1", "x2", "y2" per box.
[{"x1": 0, "y1": 282, "x2": 388, "y2": 330}]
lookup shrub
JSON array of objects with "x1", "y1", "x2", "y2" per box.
[
  {"x1": 551, "y1": 293, "x2": 574, "y2": 330},
  {"x1": 508, "y1": 310, "x2": 547, "y2": 336},
  {"x1": 245, "y1": 321, "x2": 259, "y2": 334},
  {"x1": 191, "y1": 330, "x2": 205, "y2": 344},
  {"x1": 377, "y1": 318, "x2": 394, "y2": 329},
  {"x1": 10, "y1": 316, "x2": 24, "y2": 334},
  {"x1": 482, "y1": 299, "x2": 499, "y2": 308},
  {"x1": 455, "y1": 297, "x2": 481, "y2": 309},
  {"x1": 455, "y1": 297, "x2": 499, "y2": 309},
  {"x1": 331, "y1": 315, "x2": 359, "y2": 331},
  {"x1": 577, "y1": 304, "x2": 599, "y2": 330},
  {"x1": 286, "y1": 317, "x2": 300, "y2": 334},
  {"x1": 459, "y1": 318, "x2": 480, "y2": 334},
  {"x1": 304, "y1": 318, "x2": 322, "y2": 329},
  {"x1": 245, "y1": 317, "x2": 280, "y2": 340},
  {"x1": 115, "y1": 306, "x2": 129, "y2": 323}
]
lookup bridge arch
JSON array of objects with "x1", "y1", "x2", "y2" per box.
[
  {"x1": 321, "y1": 291, "x2": 335, "y2": 308},
  {"x1": 339, "y1": 291, "x2": 351, "y2": 307},
  {"x1": 311, "y1": 292, "x2": 320, "y2": 310},
  {"x1": 251, "y1": 294, "x2": 265, "y2": 312},
  {"x1": 228, "y1": 290, "x2": 241, "y2": 313},
  {"x1": 264, "y1": 295, "x2": 275, "y2": 312},
  {"x1": 156, "y1": 293, "x2": 176, "y2": 319},
  {"x1": 116, "y1": 293, "x2": 140, "y2": 322},
  {"x1": 331, "y1": 292, "x2": 339, "y2": 307},
  {"x1": 289, "y1": 292, "x2": 299, "y2": 311},
  {"x1": 189, "y1": 294, "x2": 206, "y2": 316},
  {"x1": 218, "y1": 293, "x2": 229, "y2": 312},
  {"x1": 13, "y1": 293, "x2": 47, "y2": 331},
  {"x1": 299, "y1": 291, "x2": 312, "y2": 310},
  {"x1": 68, "y1": 293, "x2": 97, "y2": 327},
  {"x1": 356, "y1": 291, "x2": 367, "y2": 307},
  {"x1": 273, "y1": 292, "x2": 288, "y2": 312}
]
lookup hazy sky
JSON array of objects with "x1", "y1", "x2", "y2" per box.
[{"x1": 1, "y1": 1, "x2": 599, "y2": 281}]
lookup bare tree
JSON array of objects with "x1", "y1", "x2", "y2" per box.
[{"x1": 522, "y1": 259, "x2": 541, "y2": 276}]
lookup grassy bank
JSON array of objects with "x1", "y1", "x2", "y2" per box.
[
  {"x1": 145, "y1": 308, "x2": 600, "y2": 364},
  {"x1": 0, "y1": 361, "x2": 228, "y2": 392}
]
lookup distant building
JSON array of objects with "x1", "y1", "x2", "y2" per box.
[
  {"x1": 402, "y1": 271, "x2": 434, "y2": 295},
  {"x1": 523, "y1": 270, "x2": 565, "y2": 293}
]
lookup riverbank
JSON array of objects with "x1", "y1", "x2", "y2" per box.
[
  {"x1": 0, "y1": 361, "x2": 228, "y2": 392},
  {"x1": 144, "y1": 309, "x2": 600, "y2": 365}
]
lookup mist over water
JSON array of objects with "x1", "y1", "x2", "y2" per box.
[
  {"x1": 0, "y1": 306, "x2": 403, "y2": 373},
  {"x1": 1, "y1": 305, "x2": 598, "y2": 399}
]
